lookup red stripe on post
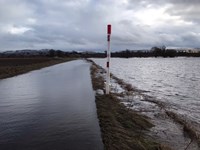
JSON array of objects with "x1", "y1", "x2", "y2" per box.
[
  {"x1": 107, "y1": 24, "x2": 111, "y2": 34},
  {"x1": 107, "y1": 62, "x2": 109, "y2": 68}
]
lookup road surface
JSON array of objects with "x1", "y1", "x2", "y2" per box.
[{"x1": 0, "y1": 60, "x2": 103, "y2": 150}]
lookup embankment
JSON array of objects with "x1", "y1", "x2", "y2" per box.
[{"x1": 88, "y1": 59, "x2": 171, "y2": 150}]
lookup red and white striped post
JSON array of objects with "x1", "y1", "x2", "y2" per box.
[{"x1": 106, "y1": 24, "x2": 111, "y2": 94}]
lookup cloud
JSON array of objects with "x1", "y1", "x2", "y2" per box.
[
  {"x1": 3, "y1": 25, "x2": 32, "y2": 35},
  {"x1": 0, "y1": 0, "x2": 200, "y2": 51}
]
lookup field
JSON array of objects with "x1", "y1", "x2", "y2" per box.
[
  {"x1": 89, "y1": 60, "x2": 171, "y2": 150},
  {"x1": 91, "y1": 58, "x2": 200, "y2": 149},
  {"x1": 0, "y1": 57, "x2": 74, "y2": 79}
]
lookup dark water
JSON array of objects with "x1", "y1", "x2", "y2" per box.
[{"x1": 0, "y1": 60, "x2": 103, "y2": 150}]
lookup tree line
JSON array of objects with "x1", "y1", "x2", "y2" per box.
[
  {"x1": 1, "y1": 47, "x2": 200, "y2": 58},
  {"x1": 111, "y1": 47, "x2": 200, "y2": 58}
]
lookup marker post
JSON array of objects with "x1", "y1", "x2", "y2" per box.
[{"x1": 106, "y1": 24, "x2": 111, "y2": 94}]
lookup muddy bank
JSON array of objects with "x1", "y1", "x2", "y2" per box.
[
  {"x1": 88, "y1": 59, "x2": 171, "y2": 150},
  {"x1": 111, "y1": 75, "x2": 200, "y2": 149},
  {"x1": 88, "y1": 59, "x2": 200, "y2": 150},
  {"x1": 0, "y1": 57, "x2": 75, "y2": 79}
]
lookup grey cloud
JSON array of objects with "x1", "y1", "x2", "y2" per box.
[{"x1": 0, "y1": 0, "x2": 200, "y2": 51}]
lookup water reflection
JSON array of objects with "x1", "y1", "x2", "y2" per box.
[{"x1": 0, "y1": 60, "x2": 103, "y2": 150}]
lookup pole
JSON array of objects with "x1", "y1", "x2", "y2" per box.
[{"x1": 106, "y1": 24, "x2": 111, "y2": 94}]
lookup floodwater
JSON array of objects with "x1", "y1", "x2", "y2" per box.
[
  {"x1": 92, "y1": 57, "x2": 200, "y2": 124},
  {"x1": 92, "y1": 57, "x2": 200, "y2": 149},
  {"x1": 0, "y1": 60, "x2": 103, "y2": 150}
]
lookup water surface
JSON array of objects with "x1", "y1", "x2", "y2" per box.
[
  {"x1": 0, "y1": 60, "x2": 103, "y2": 150},
  {"x1": 92, "y1": 57, "x2": 200, "y2": 125}
]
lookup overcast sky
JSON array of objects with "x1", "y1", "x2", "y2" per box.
[{"x1": 0, "y1": 0, "x2": 200, "y2": 51}]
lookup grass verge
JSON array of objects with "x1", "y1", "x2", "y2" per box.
[
  {"x1": 0, "y1": 57, "x2": 75, "y2": 79},
  {"x1": 89, "y1": 60, "x2": 171, "y2": 150}
]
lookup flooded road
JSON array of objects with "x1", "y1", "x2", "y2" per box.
[{"x1": 0, "y1": 60, "x2": 103, "y2": 150}]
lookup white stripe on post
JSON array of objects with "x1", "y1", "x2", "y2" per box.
[{"x1": 106, "y1": 24, "x2": 111, "y2": 94}]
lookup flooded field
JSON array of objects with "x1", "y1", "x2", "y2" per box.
[
  {"x1": 92, "y1": 57, "x2": 200, "y2": 149},
  {"x1": 0, "y1": 60, "x2": 103, "y2": 150},
  {"x1": 92, "y1": 58, "x2": 200, "y2": 123}
]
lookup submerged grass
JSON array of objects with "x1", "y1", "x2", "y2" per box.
[
  {"x1": 165, "y1": 111, "x2": 200, "y2": 147},
  {"x1": 0, "y1": 57, "x2": 75, "y2": 79},
  {"x1": 89, "y1": 60, "x2": 171, "y2": 150}
]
